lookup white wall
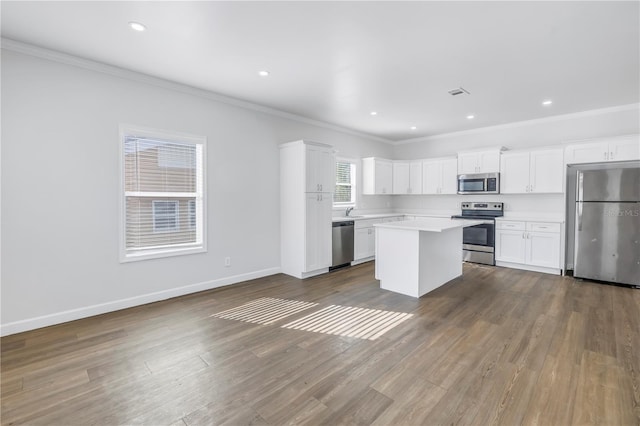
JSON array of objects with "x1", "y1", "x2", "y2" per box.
[
  {"x1": 0, "y1": 47, "x2": 393, "y2": 335},
  {"x1": 392, "y1": 104, "x2": 640, "y2": 215},
  {"x1": 393, "y1": 104, "x2": 640, "y2": 159}
]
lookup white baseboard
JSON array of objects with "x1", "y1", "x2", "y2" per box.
[
  {"x1": 351, "y1": 257, "x2": 374, "y2": 266},
  {"x1": 495, "y1": 261, "x2": 561, "y2": 276},
  {"x1": 0, "y1": 267, "x2": 281, "y2": 337}
]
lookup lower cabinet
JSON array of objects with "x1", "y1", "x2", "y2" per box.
[
  {"x1": 305, "y1": 193, "x2": 332, "y2": 272},
  {"x1": 353, "y1": 216, "x2": 404, "y2": 263},
  {"x1": 355, "y1": 227, "x2": 376, "y2": 260},
  {"x1": 495, "y1": 220, "x2": 562, "y2": 274}
]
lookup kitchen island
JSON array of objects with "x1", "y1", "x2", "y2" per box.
[{"x1": 374, "y1": 218, "x2": 480, "y2": 298}]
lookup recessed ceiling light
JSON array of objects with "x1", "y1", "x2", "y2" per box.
[
  {"x1": 128, "y1": 21, "x2": 146, "y2": 32},
  {"x1": 258, "y1": 70, "x2": 270, "y2": 77},
  {"x1": 410, "y1": 126, "x2": 417, "y2": 130},
  {"x1": 370, "y1": 111, "x2": 378, "y2": 116},
  {"x1": 542, "y1": 100, "x2": 553, "y2": 106},
  {"x1": 466, "y1": 114, "x2": 475, "y2": 119}
]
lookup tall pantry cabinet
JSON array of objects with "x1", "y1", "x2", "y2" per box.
[{"x1": 280, "y1": 140, "x2": 334, "y2": 279}]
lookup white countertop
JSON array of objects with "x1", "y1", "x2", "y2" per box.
[
  {"x1": 497, "y1": 214, "x2": 565, "y2": 223},
  {"x1": 332, "y1": 213, "x2": 406, "y2": 223},
  {"x1": 333, "y1": 212, "x2": 566, "y2": 224},
  {"x1": 374, "y1": 217, "x2": 482, "y2": 232}
]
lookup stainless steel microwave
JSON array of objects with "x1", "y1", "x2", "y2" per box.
[{"x1": 457, "y1": 172, "x2": 500, "y2": 194}]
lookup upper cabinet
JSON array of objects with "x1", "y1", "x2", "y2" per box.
[
  {"x1": 422, "y1": 157, "x2": 457, "y2": 195},
  {"x1": 457, "y1": 149, "x2": 502, "y2": 174},
  {"x1": 305, "y1": 143, "x2": 335, "y2": 193},
  {"x1": 362, "y1": 157, "x2": 393, "y2": 195},
  {"x1": 565, "y1": 135, "x2": 640, "y2": 164},
  {"x1": 500, "y1": 148, "x2": 564, "y2": 194},
  {"x1": 392, "y1": 161, "x2": 422, "y2": 194}
]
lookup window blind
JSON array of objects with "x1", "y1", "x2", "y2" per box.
[
  {"x1": 124, "y1": 135, "x2": 204, "y2": 258},
  {"x1": 334, "y1": 161, "x2": 354, "y2": 204}
]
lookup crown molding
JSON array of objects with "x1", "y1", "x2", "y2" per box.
[
  {"x1": 394, "y1": 103, "x2": 640, "y2": 146},
  {"x1": 1, "y1": 37, "x2": 393, "y2": 145}
]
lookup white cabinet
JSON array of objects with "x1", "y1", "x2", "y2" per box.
[
  {"x1": 305, "y1": 145, "x2": 334, "y2": 193},
  {"x1": 362, "y1": 158, "x2": 393, "y2": 194},
  {"x1": 457, "y1": 149, "x2": 501, "y2": 174},
  {"x1": 280, "y1": 140, "x2": 333, "y2": 279},
  {"x1": 609, "y1": 137, "x2": 640, "y2": 161},
  {"x1": 355, "y1": 227, "x2": 376, "y2": 261},
  {"x1": 495, "y1": 220, "x2": 561, "y2": 274},
  {"x1": 500, "y1": 148, "x2": 563, "y2": 194},
  {"x1": 392, "y1": 161, "x2": 422, "y2": 194},
  {"x1": 422, "y1": 157, "x2": 458, "y2": 194},
  {"x1": 565, "y1": 135, "x2": 640, "y2": 164},
  {"x1": 527, "y1": 228, "x2": 561, "y2": 269},
  {"x1": 305, "y1": 193, "x2": 333, "y2": 271},
  {"x1": 354, "y1": 216, "x2": 404, "y2": 262}
]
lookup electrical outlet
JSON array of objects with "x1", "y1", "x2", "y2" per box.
[{"x1": 224, "y1": 257, "x2": 231, "y2": 267}]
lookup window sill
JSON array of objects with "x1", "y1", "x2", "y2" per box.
[{"x1": 120, "y1": 246, "x2": 206, "y2": 263}]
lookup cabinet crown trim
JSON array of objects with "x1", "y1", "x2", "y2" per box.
[
  {"x1": 279, "y1": 140, "x2": 332, "y2": 149},
  {"x1": 456, "y1": 146, "x2": 507, "y2": 155}
]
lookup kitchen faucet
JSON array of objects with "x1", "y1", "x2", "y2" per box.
[{"x1": 345, "y1": 207, "x2": 354, "y2": 217}]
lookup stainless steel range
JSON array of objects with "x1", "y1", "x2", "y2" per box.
[{"x1": 452, "y1": 202, "x2": 504, "y2": 265}]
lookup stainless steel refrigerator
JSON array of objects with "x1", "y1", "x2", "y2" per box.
[{"x1": 574, "y1": 166, "x2": 640, "y2": 286}]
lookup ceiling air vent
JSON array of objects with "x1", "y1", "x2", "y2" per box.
[{"x1": 448, "y1": 87, "x2": 470, "y2": 96}]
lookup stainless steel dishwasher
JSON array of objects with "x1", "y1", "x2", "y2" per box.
[{"x1": 331, "y1": 220, "x2": 354, "y2": 269}]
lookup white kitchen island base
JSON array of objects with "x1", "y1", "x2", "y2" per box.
[{"x1": 375, "y1": 219, "x2": 477, "y2": 298}]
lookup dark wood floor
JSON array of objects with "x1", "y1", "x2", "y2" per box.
[{"x1": 1, "y1": 262, "x2": 639, "y2": 425}]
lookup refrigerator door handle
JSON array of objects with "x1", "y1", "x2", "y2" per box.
[
  {"x1": 577, "y1": 202, "x2": 583, "y2": 231},
  {"x1": 577, "y1": 171, "x2": 584, "y2": 202}
]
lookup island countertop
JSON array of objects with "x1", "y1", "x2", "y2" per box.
[{"x1": 374, "y1": 217, "x2": 482, "y2": 232}]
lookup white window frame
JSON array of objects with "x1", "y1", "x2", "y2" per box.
[
  {"x1": 188, "y1": 199, "x2": 196, "y2": 230},
  {"x1": 119, "y1": 124, "x2": 207, "y2": 262},
  {"x1": 152, "y1": 200, "x2": 180, "y2": 233},
  {"x1": 333, "y1": 158, "x2": 357, "y2": 208}
]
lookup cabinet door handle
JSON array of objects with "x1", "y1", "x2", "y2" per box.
[
  {"x1": 609, "y1": 152, "x2": 614, "y2": 160},
  {"x1": 604, "y1": 152, "x2": 608, "y2": 160},
  {"x1": 522, "y1": 232, "x2": 525, "y2": 239}
]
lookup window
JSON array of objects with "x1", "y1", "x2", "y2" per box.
[
  {"x1": 121, "y1": 125, "x2": 206, "y2": 262},
  {"x1": 334, "y1": 159, "x2": 356, "y2": 206}
]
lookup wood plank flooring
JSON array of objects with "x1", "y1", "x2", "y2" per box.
[{"x1": 1, "y1": 262, "x2": 639, "y2": 425}]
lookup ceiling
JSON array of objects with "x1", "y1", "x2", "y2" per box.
[{"x1": 2, "y1": 1, "x2": 639, "y2": 142}]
